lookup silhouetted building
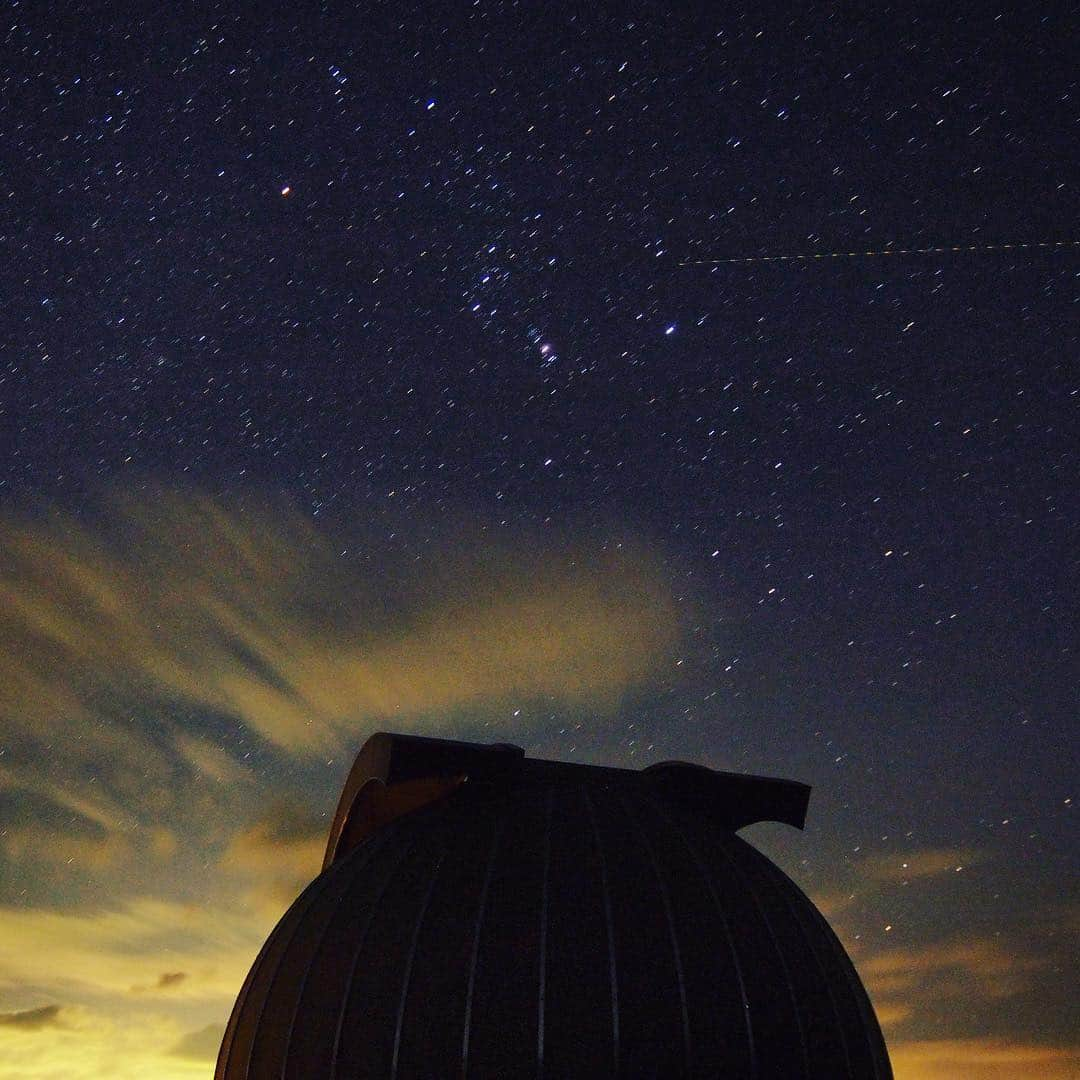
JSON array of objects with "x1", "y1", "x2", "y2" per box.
[{"x1": 217, "y1": 732, "x2": 892, "y2": 1078}]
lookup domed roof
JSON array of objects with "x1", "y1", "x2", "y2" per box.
[{"x1": 217, "y1": 733, "x2": 891, "y2": 1078}]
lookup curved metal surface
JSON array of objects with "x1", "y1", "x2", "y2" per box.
[{"x1": 219, "y1": 734, "x2": 891, "y2": 1079}]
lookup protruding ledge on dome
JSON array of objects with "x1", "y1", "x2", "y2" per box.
[
  {"x1": 324, "y1": 733, "x2": 811, "y2": 868},
  {"x1": 323, "y1": 733, "x2": 525, "y2": 869},
  {"x1": 645, "y1": 760, "x2": 810, "y2": 832}
]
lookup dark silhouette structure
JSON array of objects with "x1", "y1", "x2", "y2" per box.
[{"x1": 217, "y1": 732, "x2": 892, "y2": 1078}]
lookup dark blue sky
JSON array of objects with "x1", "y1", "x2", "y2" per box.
[{"x1": 0, "y1": 5, "x2": 1076, "y2": 1075}]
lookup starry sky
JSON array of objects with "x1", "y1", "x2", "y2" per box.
[{"x1": 1, "y1": 4, "x2": 1076, "y2": 1078}]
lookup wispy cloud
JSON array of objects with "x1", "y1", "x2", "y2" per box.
[
  {"x1": 169, "y1": 1022, "x2": 225, "y2": 1061},
  {"x1": 131, "y1": 972, "x2": 188, "y2": 994},
  {"x1": 861, "y1": 936, "x2": 1046, "y2": 1034},
  {"x1": 0, "y1": 490, "x2": 678, "y2": 759},
  {"x1": 1, "y1": 822, "x2": 132, "y2": 872},
  {"x1": 0, "y1": 490, "x2": 682, "y2": 1077},
  {"x1": 0, "y1": 1003, "x2": 214, "y2": 1079},
  {"x1": 222, "y1": 799, "x2": 327, "y2": 914},
  {"x1": 0, "y1": 1005, "x2": 63, "y2": 1030},
  {"x1": 859, "y1": 846, "x2": 981, "y2": 882},
  {"x1": 0, "y1": 897, "x2": 263, "y2": 1002}
]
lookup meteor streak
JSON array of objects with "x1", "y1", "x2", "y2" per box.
[{"x1": 680, "y1": 239, "x2": 1079, "y2": 266}]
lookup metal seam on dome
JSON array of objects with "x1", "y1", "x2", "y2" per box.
[
  {"x1": 220, "y1": 872, "x2": 329, "y2": 1078},
  {"x1": 278, "y1": 833, "x2": 393, "y2": 1080},
  {"x1": 235, "y1": 849, "x2": 362, "y2": 1080},
  {"x1": 461, "y1": 815, "x2": 502, "y2": 1078},
  {"x1": 617, "y1": 786, "x2": 693, "y2": 1071},
  {"x1": 391, "y1": 848, "x2": 447, "y2": 1079},
  {"x1": 221, "y1": 742, "x2": 890, "y2": 1078},
  {"x1": 536, "y1": 788, "x2": 553, "y2": 1078},
  {"x1": 645, "y1": 792, "x2": 757, "y2": 1075},
  {"x1": 707, "y1": 832, "x2": 813, "y2": 1079},
  {"x1": 748, "y1": 848, "x2": 855, "y2": 1078},
  {"x1": 216, "y1": 892, "x2": 283, "y2": 1078},
  {"x1": 328, "y1": 830, "x2": 425, "y2": 1080},
  {"x1": 806, "y1": 899, "x2": 893, "y2": 1078},
  {"x1": 581, "y1": 786, "x2": 619, "y2": 1075}
]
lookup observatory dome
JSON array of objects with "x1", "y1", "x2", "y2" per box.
[{"x1": 217, "y1": 733, "x2": 891, "y2": 1078}]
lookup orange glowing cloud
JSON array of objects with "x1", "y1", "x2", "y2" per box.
[
  {"x1": 888, "y1": 1037, "x2": 1080, "y2": 1079},
  {"x1": 860, "y1": 846, "x2": 982, "y2": 882},
  {"x1": 863, "y1": 937, "x2": 1042, "y2": 1003}
]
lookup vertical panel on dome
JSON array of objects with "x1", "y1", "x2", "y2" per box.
[
  {"x1": 637, "y1": 792, "x2": 758, "y2": 1076},
  {"x1": 588, "y1": 781, "x2": 687, "y2": 1076},
  {"x1": 218, "y1": 859, "x2": 354, "y2": 1078},
  {"x1": 732, "y1": 837, "x2": 853, "y2": 1076},
  {"x1": 282, "y1": 829, "x2": 424, "y2": 1079},
  {"x1": 393, "y1": 798, "x2": 500, "y2": 1076},
  {"x1": 247, "y1": 852, "x2": 370, "y2": 1079},
  {"x1": 540, "y1": 784, "x2": 619, "y2": 1074},
  {"x1": 333, "y1": 825, "x2": 450, "y2": 1078},
  {"x1": 752, "y1": 852, "x2": 893, "y2": 1078},
  {"x1": 808, "y1": 901, "x2": 893, "y2": 1078},
  {"x1": 463, "y1": 786, "x2": 546, "y2": 1077},
  {"x1": 690, "y1": 824, "x2": 813, "y2": 1079}
]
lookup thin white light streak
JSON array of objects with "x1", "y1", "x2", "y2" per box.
[{"x1": 679, "y1": 239, "x2": 1079, "y2": 266}]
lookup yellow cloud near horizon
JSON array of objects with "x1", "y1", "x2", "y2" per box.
[
  {"x1": 1, "y1": 813, "x2": 1075, "y2": 1080},
  {"x1": 2, "y1": 488, "x2": 1074, "y2": 1079},
  {"x1": 0, "y1": 1005, "x2": 217, "y2": 1079},
  {"x1": 0, "y1": 488, "x2": 688, "y2": 1077}
]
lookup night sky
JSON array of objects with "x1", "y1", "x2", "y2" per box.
[{"x1": 1, "y1": 5, "x2": 1076, "y2": 1078}]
